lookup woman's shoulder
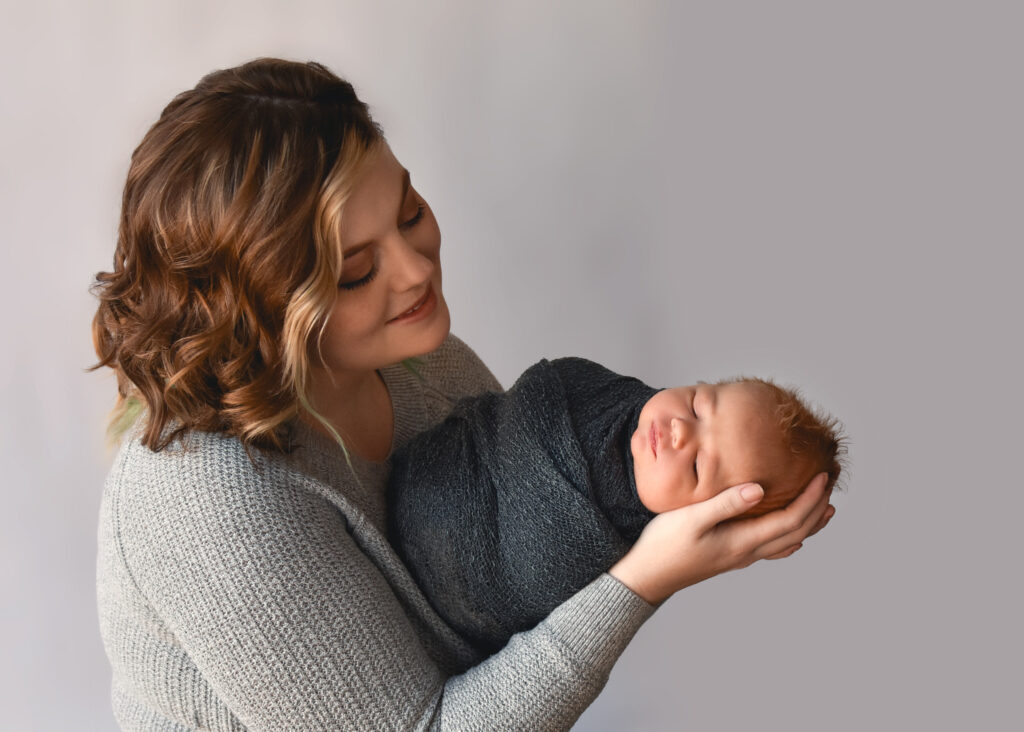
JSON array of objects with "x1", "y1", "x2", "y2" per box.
[
  {"x1": 99, "y1": 426, "x2": 372, "y2": 611},
  {"x1": 108, "y1": 425, "x2": 281, "y2": 498},
  {"x1": 101, "y1": 427, "x2": 330, "y2": 560}
]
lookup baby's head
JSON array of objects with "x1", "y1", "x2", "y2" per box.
[{"x1": 630, "y1": 377, "x2": 844, "y2": 518}]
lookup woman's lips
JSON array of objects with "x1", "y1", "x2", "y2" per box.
[
  {"x1": 650, "y1": 422, "x2": 658, "y2": 459},
  {"x1": 387, "y1": 285, "x2": 436, "y2": 324}
]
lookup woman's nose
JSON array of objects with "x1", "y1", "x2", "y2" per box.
[
  {"x1": 670, "y1": 417, "x2": 693, "y2": 449},
  {"x1": 389, "y1": 236, "x2": 434, "y2": 291}
]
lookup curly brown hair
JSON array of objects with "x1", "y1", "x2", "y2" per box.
[{"x1": 89, "y1": 58, "x2": 384, "y2": 453}]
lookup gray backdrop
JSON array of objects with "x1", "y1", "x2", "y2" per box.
[{"x1": 2, "y1": 1, "x2": 1020, "y2": 730}]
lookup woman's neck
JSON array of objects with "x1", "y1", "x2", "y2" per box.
[{"x1": 301, "y1": 367, "x2": 395, "y2": 462}]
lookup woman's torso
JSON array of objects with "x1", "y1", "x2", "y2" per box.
[{"x1": 96, "y1": 334, "x2": 500, "y2": 730}]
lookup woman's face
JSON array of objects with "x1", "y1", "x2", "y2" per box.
[{"x1": 315, "y1": 143, "x2": 450, "y2": 376}]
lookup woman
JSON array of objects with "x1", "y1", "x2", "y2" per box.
[{"x1": 91, "y1": 58, "x2": 834, "y2": 731}]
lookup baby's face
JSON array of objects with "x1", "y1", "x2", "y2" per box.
[{"x1": 631, "y1": 381, "x2": 794, "y2": 514}]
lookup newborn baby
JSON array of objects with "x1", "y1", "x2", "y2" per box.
[{"x1": 387, "y1": 357, "x2": 843, "y2": 655}]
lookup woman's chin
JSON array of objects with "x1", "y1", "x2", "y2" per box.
[
  {"x1": 409, "y1": 295, "x2": 451, "y2": 358},
  {"x1": 426, "y1": 300, "x2": 452, "y2": 350}
]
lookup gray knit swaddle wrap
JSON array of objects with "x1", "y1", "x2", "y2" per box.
[{"x1": 388, "y1": 357, "x2": 657, "y2": 654}]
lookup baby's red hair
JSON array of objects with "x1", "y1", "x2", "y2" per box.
[{"x1": 720, "y1": 377, "x2": 847, "y2": 517}]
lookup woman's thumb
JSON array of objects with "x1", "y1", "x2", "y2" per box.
[{"x1": 699, "y1": 483, "x2": 764, "y2": 526}]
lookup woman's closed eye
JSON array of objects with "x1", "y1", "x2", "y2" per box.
[
  {"x1": 400, "y1": 202, "x2": 425, "y2": 230},
  {"x1": 339, "y1": 199, "x2": 426, "y2": 290},
  {"x1": 338, "y1": 264, "x2": 378, "y2": 291},
  {"x1": 338, "y1": 248, "x2": 378, "y2": 291}
]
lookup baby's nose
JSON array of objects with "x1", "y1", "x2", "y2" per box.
[{"x1": 670, "y1": 417, "x2": 691, "y2": 449}]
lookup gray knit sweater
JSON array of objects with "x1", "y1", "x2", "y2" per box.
[{"x1": 97, "y1": 334, "x2": 656, "y2": 731}]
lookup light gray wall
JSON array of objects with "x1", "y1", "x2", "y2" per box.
[{"x1": 2, "y1": 1, "x2": 1020, "y2": 730}]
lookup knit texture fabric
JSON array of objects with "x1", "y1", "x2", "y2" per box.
[
  {"x1": 388, "y1": 357, "x2": 658, "y2": 654},
  {"x1": 96, "y1": 334, "x2": 657, "y2": 731}
]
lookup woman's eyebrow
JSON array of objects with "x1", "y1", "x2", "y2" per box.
[{"x1": 342, "y1": 169, "x2": 411, "y2": 259}]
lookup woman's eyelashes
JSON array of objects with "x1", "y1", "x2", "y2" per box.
[
  {"x1": 338, "y1": 265, "x2": 378, "y2": 291},
  {"x1": 338, "y1": 201, "x2": 426, "y2": 290},
  {"x1": 400, "y1": 202, "x2": 425, "y2": 230}
]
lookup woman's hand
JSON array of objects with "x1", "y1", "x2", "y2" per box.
[{"x1": 609, "y1": 473, "x2": 835, "y2": 605}]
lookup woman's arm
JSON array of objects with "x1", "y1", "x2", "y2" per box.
[
  {"x1": 434, "y1": 574, "x2": 652, "y2": 728},
  {"x1": 109, "y1": 438, "x2": 654, "y2": 731}
]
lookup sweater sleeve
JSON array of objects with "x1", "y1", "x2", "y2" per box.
[{"x1": 434, "y1": 574, "x2": 653, "y2": 729}]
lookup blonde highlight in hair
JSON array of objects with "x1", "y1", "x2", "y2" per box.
[
  {"x1": 282, "y1": 134, "x2": 375, "y2": 430},
  {"x1": 89, "y1": 58, "x2": 384, "y2": 454}
]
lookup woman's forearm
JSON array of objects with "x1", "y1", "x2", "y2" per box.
[{"x1": 434, "y1": 574, "x2": 654, "y2": 730}]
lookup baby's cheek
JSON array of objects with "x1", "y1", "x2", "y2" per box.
[{"x1": 652, "y1": 472, "x2": 696, "y2": 513}]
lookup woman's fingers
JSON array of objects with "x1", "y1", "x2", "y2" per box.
[
  {"x1": 722, "y1": 472, "x2": 827, "y2": 557},
  {"x1": 807, "y1": 503, "x2": 835, "y2": 538},
  {"x1": 690, "y1": 482, "x2": 766, "y2": 532},
  {"x1": 751, "y1": 476, "x2": 831, "y2": 559},
  {"x1": 764, "y1": 543, "x2": 802, "y2": 560},
  {"x1": 763, "y1": 503, "x2": 834, "y2": 561}
]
